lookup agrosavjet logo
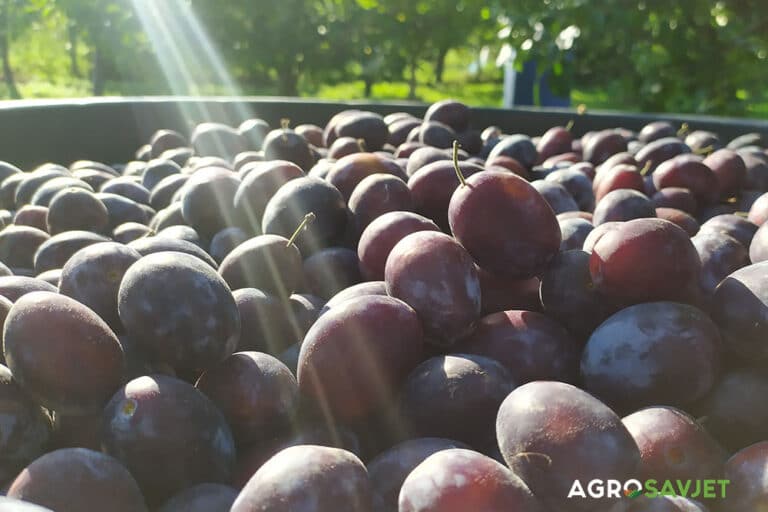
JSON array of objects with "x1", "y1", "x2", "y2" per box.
[{"x1": 567, "y1": 479, "x2": 730, "y2": 500}]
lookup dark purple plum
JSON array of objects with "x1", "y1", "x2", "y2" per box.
[
  {"x1": 581, "y1": 302, "x2": 719, "y2": 411},
  {"x1": 0, "y1": 364, "x2": 51, "y2": 481},
  {"x1": 368, "y1": 438, "x2": 469, "y2": 512},
  {"x1": 750, "y1": 221, "x2": 768, "y2": 263},
  {"x1": 635, "y1": 137, "x2": 691, "y2": 172},
  {"x1": 100, "y1": 177, "x2": 151, "y2": 205},
  {"x1": 702, "y1": 148, "x2": 746, "y2": 198},
  {"x1": 405, "y1": 146, "x2": 450, "y2": 177},
  {"x1": 4, "y1": 291, "x2": 124, "y2": 414},
  {"x1": 424, "y1": 99, "x2": 470, "y2": 132},
  {"x1": 59, "y1": 242, "x2": 142, "y2": 330},
  {"x1": 622, "y1": 406, "x2": 726, "y2": 482},
  {"x1": 46, "y1": 188, "x2": 108, "y2": 235},
  {"x1": 297, "y1": 295, "x2": 423, "y2": 423},
  {"x1": 232, "y1": 160, "x2": 304, "y2": 235},
  {"x1": 711, "y1": 261, "x2": 768, "y2": 361},
  {"x1": 156, "y1": 224, "x2": 203, "y2": 247},
  {"x1": 0, "y1": 276, "x2": 57, "y2": 302},
  {"x1": 449, "y1": 170, "x2": 561, "y2": 279},
  {"x1": 302, "y1": 247, "x2": 362, "y2": 300},
  {"x1": 458, "y1": 310, "x2": 579, "y2": 383},
  {"x1": 209, "y1": 226, "x2": 248, "y2": 263},
  {"x1": 594, "y1": 163, "x2": 645, "y2": 202},
  {"x1": 545, "y1": 167, "x2": 595, "y2": 211},
  {"x1": 102, "y1": 374, "x2": 236, "y2": 505},
  {"x1": 487, "y1": 134, "x2": 538, "y2": 169},
  {"x1": 32, "y1": 231, "x2": 109, "y2": 274},
  {"x1": 651, "y1": 187, "x2": 698, "y2": 214},
  {"x1": 196, "y1": 351, "x2": 299, "y2": 445},
  {"x1": 692, "y1": 231, "x2": 749, "y2": 298},
  {"x1": 652, "y1": 154, "x2": 719, "y2": 205},
  {"x1": 118, "y1": 252, "x2": 239, "y2": 373},
  {"x1": 231, "y1": 445, "x2": 373, "y2": 512},
  {"x1": 349, "y1": 173, "x2": 412, "y2": 232},
  {"x1": 638, "y1": 121, "x2": 676, "y2": 143},
  {"x1": 0, "y1": 226, "x2": 50, "y2": 269},
  {"x1": 398, "y1": 449, "x2": 544, "y2": 512},
  {"x1": 261, "y1": 176, "x2": 348, "y2": 255},
  {"x1": 158, "y1": 483, "x2": 238, "y2": 512},
  {"x1": 496, "y1": 381, "x2": 640, "y2": 512},
  {"x1": 655, "y1": 207, "x2": 700, "y2": 236},
  {"x1": 191, "y1": 122, "x2": 246, "y2": 160},
  {"x1": 531, "y1": 180, "x2": 579, "y2": 214},
  {"x1": 128, "y1": 236, "x2": 217, "y2": 268},
  {"x1": 400, "y1": 354, "x2": 515, "y2": 447},
  {"x1": 583, "y1": 130, "x2": 628, "y2": 165},
  {"x1": 418, "y1": 121, "x2": 456, "y2": 149},
  {"x1": 219, "y1": 233, "x2": 302, "y2": 298},
  {"x1": 592, "y1": 189, "x2": 656, "y2": 226},
  {"x1": 326, "y1": 153, "x2": 405, "y2": 201},
  {"x1": 320, "y1": 281, "x2": 387, "y2": 315},
  {"x1": 7, "y1": 448, "x2": 147, "y2": 512},
  {"x1": 385, "y1": 231, "x2": 480, "y2": 345},
  {"x1": 13, "y1": 205, "x2": 49, "y2": 231},
  {"x1": 590, "y1": 218, "x2": 701, "y2": 304},
  {"x1": 97, "y1": 192, "x2": 150, "y2": 230},
  {"x1": 719, "y1": 441, "x2": 768, "y2": 511},
  {"x1": 559, "y1": 217, "x2": 594, "y2": 251},
  {"x1": 14, "y1": 167, "x2": 70, "y2": 207},
  {"x1": 180, "y1": 167, "x2": 240, "y2": 238},
  {"x1": 148, "y1": 174, "x2": 187, "y2": 210},
  {"x1": 698, "y1": 213, "x2": 758, "y2": 247},
  {"x1": 232, "y1": 288, "x2": 305, "y2": 355},
  {"x1": 149, "y1": 129, "x2": 186, "y2": 158}
]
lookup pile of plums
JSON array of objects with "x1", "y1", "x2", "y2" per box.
[{"x1": 0, "y1": 100, "x2": 766, "y2": 511}]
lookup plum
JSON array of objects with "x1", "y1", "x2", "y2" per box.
[
  {"x1": 694, "y1": 368, "x2": 768, "y2": 451},
  {"x1": 297, "y1": 295, "x2": 423, "y2": 423},
  {"x1": 233, "y1": 160, "x2": 304, "y2": 235},
  {"x1": 477, "y1": 268, "x2": 542, "y2": 314},
  {"x1": 158, "y1": 483, "x2": 238, "y2": 512},
  {"x1": 638, "y1": 121, "x2": 676, "y2": 143},
  {"x1": 487, "y1": 134, "x2": 538, "y2": 169},
  {"x1": 635, "y1": 137, "x2": 691, "y2": 172},
  {"x1": 32, "y1": 231, "x2": 109, "y2": 274},
  {"x1": 148, "y1": 173, "x2": 187, "y2": 210},
  {"x1": 13, "y1": 205, "x2": 48, "y2": 231},
  {"x1": 238, "y1": 118, "x2": 270, "y2": 150},
  {"x1": 750, "y1": 221, "x2": 768, "y2": 263},
  {"x1": 155, "y1": 224, "x2": 203, "y2": 247},
  {"x1": 692, "y1": 231, "x2": 749, "y2": 299},
  {"x1": 262, "y1": 123, "x2": 315, "y2": 171},
  {"x1": 6, "y1": 448, "x2": 147, "y2": 512},
  {"x1": 458, "y1": 309, "x2": 580, "y2": 383},
  {"x1": 357, "y1": 211, "x2": 439, "y2": 281},
  {"x1": 711, "y1": 261, "x2": 768, "y2": 361},
  {"x1": 703, "y1": 148, "x2": 746, "y2": 198},
  {"x1": 191, "y1": 122, "x2": 246, "y2": 160},
  {"x1": 496, "y1": 381, "x2": 640, "y2": 512},
  {"x1": 102, "y1": 374, "x2": 236, "y2": 504},
  {"x1": 209, "y1": 226, "x2": 248, "y2": 263},
  {"x1": 0, "y1": 226, "x2": 50, "y2": 269},
  {"x1": 219, "y1": 233, "x2": 303, "y2": 298},
  {"x1": 559, "y1": 217, "x2": 594, "y2": 251},
  {"x1": 59, "y1": 242, "x2": 142, "y2": 330},
  {"x1": 180, "y1": 167, "x2": 240, "y2": 238},
  {"x1": 97, "y1": 192, "x2": 149, "y2": 230},
  {"x1": 231, "y1": 445, "x2": 373, "y2": 512},
  {"x1": 581, "y1": 302, "x2": 719, "y2": 411},
  {"x1": 698, "y1": 213, "x2": 757, "y2": 247},
  {"x1": 590, "y1": 218, "x2": 701, "y2": 305},
  {"x1": 113, "y1": 222, "x2": 151, "y2": 243},
  {"x1": 262, "y1": 176, "x2": 348, "y2": 255},
  {"x1": 320, "y1": 281, "x2": 387, "y2": 315},
  {"x1": 302, "y1": 247, "x2": 362, "y2": 300},
  {"x1": 748, "y1": 191, "x2": 768, "y2": 225},
  {"x1": 592, "y1": 189, "x2": 656, "y2": 225},
  {"x1": 4, "y1": 291, "x2": 124, "y2": 414},
  {"x1": 0, "y1": 364, "x2": 51, "y2": 482},
  {"x1": 118, "y1": 252, "x2": 240, "y2": 372},
  {"x1": 449, "y1": 170, "x2": 561, "y2": 279},
  {"x1": 652, "y1": 154, "x2": 719, "y2": 205},
  {"x1": 424, "y1": 99, "x2": 470, "y2": 132},
  {"x1": 196, "y1": 351, "x2": 298, "y2": 445},
  {"x1": 719, "y1": 441, "x2": 768, "y2": 511},
  {"x1": 652, "y1": 187, "x2": 698, "y2": 214},
  {"x1": 128, "y1": 236, "x2": 217, "y2": 268},
  {"x1": 623, "y1": 405, "x2": 725, "y2": 484},
  {"x1": 46, "y1": 188, "x2": 108, "y2": 235},
  {"x1": 385, "y1": 231, "x2": 480, "y2": 345},
  {"x1": 14, "y1": 167, "x2": 70, "y2": 207},
  {"x1": 0, "y1": 276, "x2": 57, "y2": 302},
  {"x1": 419, "y1": 121, "x2": 456, "y2": 149},
  {"x1": 408, "y1": 159, "x2": 484, "y2": 231},
  {"x1": 349, "y1": 173, "x2": 412, "y2": 232},
  {"x1": 532, "y1": 180, "x2": 579, "y2": 214},
  {"x1": 398, "y1": 449, "x2": 543, "y2": 512},
  {"x1": 100, "y1": 177, "x2": 150, "y2": 205},
  {"x1": 149, "y1": 129, "x2": 187, "y2": 158},
  {"x1": 367, "y1": 438, "x2": 469, "y2": 512},
  {"x1": 399, "y1": 354, "x2": 515, "y2": 447},
  {"x1": 655, "y1": 207, "x2": 700, "y2": 236},
  {"x1": 232, "y1": 288, "x2": 305, "y2": 354},
  {"x1": 583, "y1": 130, "x2": 628, "y2": 165},
  {"x1": 546, "y1": 167, "x2": 595, "y2": 211}
]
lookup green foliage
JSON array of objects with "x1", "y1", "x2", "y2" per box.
[{"x1": 0, "y1": 0, "x2": 764, "y2": 117}]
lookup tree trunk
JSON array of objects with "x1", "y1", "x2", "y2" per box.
[
  {"x1": 277, "y1": 66, "x2": 299, "y2": 96},
  {"x1": 363, "y1": 76, "x2": 373, "y2": 98},
  {"x1": 92, "y1": 46, "x2": 104, "y2": 96},
  {"x1": 68, "y1": 23, "x2": 81, "y2": 78},
  {"x1": 408, "y1": 57, "x2": 417, "y2": 100},
  {"x1": 0, "y1": 0, "x2": 20, "y2": 99},
  {"x1": 434, "y1": 46, "x2": 449, "y2": 84}
]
